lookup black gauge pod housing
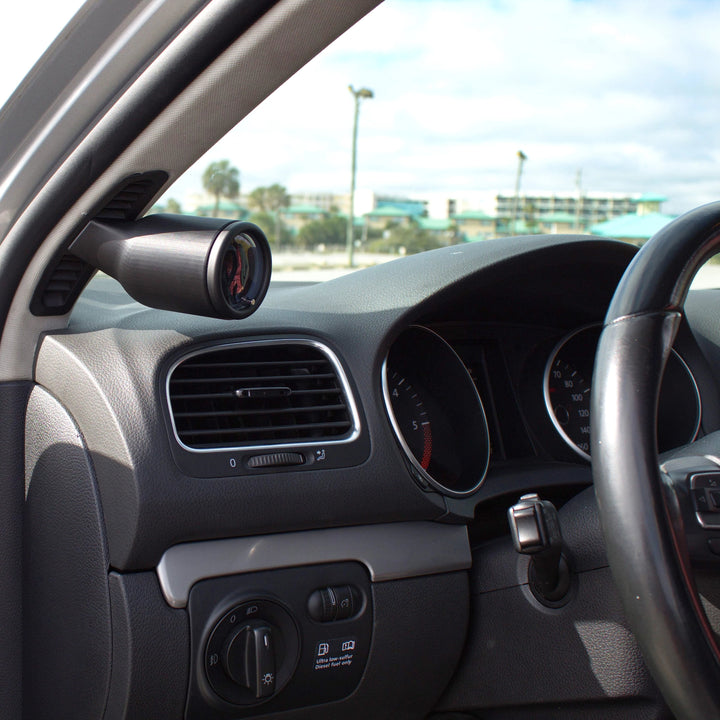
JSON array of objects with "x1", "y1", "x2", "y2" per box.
[{"x1": 70, "y1": 214, "x2": 272, "y2": 319}]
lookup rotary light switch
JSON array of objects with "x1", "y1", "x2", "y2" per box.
[
  {"x1": 204, "y1": 598, "x2": 299, "y2": 706},
  {"x1": 223, "y1": 622, "x2": 276, "y2": 699}
]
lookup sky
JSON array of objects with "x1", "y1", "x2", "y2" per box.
[{"x1": 2, "y1": 0, "x2": 720, "y2": 215}]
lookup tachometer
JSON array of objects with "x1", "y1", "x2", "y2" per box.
[
  {"x1": 386, "y1": 371, "x2": 433, "y2": 470},
  {"x1": 383, "y1": 326, "x2": 490, "y2": 496}
]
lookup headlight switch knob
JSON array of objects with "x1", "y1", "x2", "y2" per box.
[{"x1": 223, "y1": 622, "x2": 276, "y2": 699}]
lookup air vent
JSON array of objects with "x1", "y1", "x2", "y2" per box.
[
  {"x1": 31, "y1": 172, "x2": 171, "y2": 316},
  {"x1": 167, "y1": 341, "x2": 358, "y2": 451},
  {"x1": 94, "y1": 171, "x2": 168, "y2": 221},
  {"x1": 30, "y1": 252, "x2": 95, "y2": 316}
]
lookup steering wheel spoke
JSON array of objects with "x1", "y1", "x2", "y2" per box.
[{"x1": 661, "y1": 449, "x2": 720, "y2": 569}]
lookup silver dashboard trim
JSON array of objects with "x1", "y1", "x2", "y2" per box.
[
  {"x1": 156, "y1": 521, "x2": 471, "y2": 608},
  {"x1": 165, "y1": 338, "x2": 361, "y2": 454}
]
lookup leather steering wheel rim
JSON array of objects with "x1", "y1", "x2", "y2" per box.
[{"x1": 591, "y1": 202, "x2": 720, "y2": 719}]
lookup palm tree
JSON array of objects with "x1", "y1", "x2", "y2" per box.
[
  {"x1": 202, "y1": 160, "x2": 240, "y2": 217},
  {"x1": 248, "y1": 184, "x2": 290, "y2": 244}
]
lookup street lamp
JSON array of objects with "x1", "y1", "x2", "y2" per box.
[
  {"x1": 510, "y1": 150, "x2": 527, "y2": 235},
  {"x1": 347, "y1": 85, "x2": 373, "y2": 268}
]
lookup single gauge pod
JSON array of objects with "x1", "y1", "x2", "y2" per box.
[
  {"x1": 70, "y1": 214, "x2": 272, "y2": 319},
  {"x1": 206, "y1": 222, "x2": 272, "y2": 318}
]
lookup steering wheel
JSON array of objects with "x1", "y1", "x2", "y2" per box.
[{"x1": 592, "y1": 202, "x2": 720, "y2": 719}]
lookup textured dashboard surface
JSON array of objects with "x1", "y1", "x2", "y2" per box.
[{"x1": 32, "y1": 235, "x2": 719, "y2": 573}]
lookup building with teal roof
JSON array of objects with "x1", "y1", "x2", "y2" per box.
[
  {"x1": 452, "y1": 210, "x2": 496, "y2": 240},
  {"x1": 364, "y1": 205, "x2": 417, "y2": 230},
  {"x1": 188, "y1": 200, "x2": 248, "y2": 219},
  {"x1": 590, "y1": 212, "x2": 675, "y2": 245},
  {"x1": 630, "y1": 193, "x2": 667, "y2": 216},
  {"x1": 538, "y1": 212, "x2": 579, "y2": 234},
  {"x1": 281, "y1": 204, "x2": 328, "y2": 234},
  {"x1": 282, "y1": 204, "x2": 327, "y2": 216},
  {"x1": 417, "y1": 217, "x2": 453, "y2": 232},
  {"x1": 375, "y1": 198, "x2": 426, "y2": 217}
]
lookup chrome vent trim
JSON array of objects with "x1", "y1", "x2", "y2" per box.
[{"x1": 166, "y1": 339, "x2": 361, "y2": 453}]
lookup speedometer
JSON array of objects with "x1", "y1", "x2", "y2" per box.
[
  {"x1": 546, "y1": 359, "x2": 592, "y2": 457},
  {"x1": 544, "y1": 324, "x2": 701, "y2": 460},
  {"x1": 544, "y1": 325, "x2": 598, "y2": 460}
]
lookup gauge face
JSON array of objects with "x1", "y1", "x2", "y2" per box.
[
  {"x1": 383, "y1": 326, "x2": 490, "y2": 496},
  {"x1": 386, "y1": 371, "x2": 433, "y2": 470},
  {"x1": 546, "y1": 358, "x2": 592, "y2": 456},
  {"x1": 545, "y1": 327, "x2": 597, "y2": 459},
  {"x1": 221, "y1": 233, "x2": 257, "y2": 311},
  {"x1": 208, "y1": 222, "x2": 272, "y2": 319},
  {"x1": 544, "y1": 324, "x2": 701, "y2": 460}
]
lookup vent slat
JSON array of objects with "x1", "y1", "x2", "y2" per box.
[
  {"x1": 170, "y1": 372, "x2": 337, "y2": 385},
  {"x1": 181, "y1": 421, "x2": 351, "y2": 438},
  {"x1": 46, "y1": 280, "x2": 78, "y2": 291},
  {"x1": 168, "y1": 342, "x2": 354, "y2": 449},
  {"x1": 180, "y1": 359, "x2": 328, "y2": 370},
  {"x1": 174, "y1": 403, "x2": 347, "y2": 419},
  {"x1": 171, "y1": 387, "x2": 343, "y2": 401}
]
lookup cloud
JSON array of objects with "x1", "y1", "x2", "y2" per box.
[
  {"x1": 147, "y1": 0, "x2": 720, "y2": 214},
  {"x1": 4, "y1": 1, "x2": 718, "y2": 217}
]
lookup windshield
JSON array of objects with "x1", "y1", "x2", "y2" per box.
[
  {"x1": 0, "y1": 1, "x2": 86, "y2": 109},
  {"x1": 148, "y1": 0, "x2": 720, "y2": 283}
]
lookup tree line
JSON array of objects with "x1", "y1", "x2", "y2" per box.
[{"x1": 158, "y1": 159, "x2": 450, "y2": 254}]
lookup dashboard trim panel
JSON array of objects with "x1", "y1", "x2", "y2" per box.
[{"x1": 156, "y1": 521, "x2": 471, "y2": 608}]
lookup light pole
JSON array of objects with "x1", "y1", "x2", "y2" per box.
[
  {"x1": 510, "y1": 150, "x2": 527, "y2": 235},
  {"x1": 347, "y1": 85, "x2": 373, "y2": 267},
  {"x1": 574, "y1": 168, "x2": 583, "y2": 231}
]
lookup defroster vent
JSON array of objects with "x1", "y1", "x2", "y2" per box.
[{"x1": 167, "y1": 340, "x2": 358, "y2": 451}]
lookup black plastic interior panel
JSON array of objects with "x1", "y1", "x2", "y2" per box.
[
  {"x1": 187, "y1": 568, "x2": 469, "y2": 720},
  {"x1": 23, "y1": 386, "x2": 112, "y2": 720},
  {"x1": 34, "y1": 327, "x2": 445, "y2": 570},
  {"x1": 31, "y1": 236, "x2": 636, "y2": 570},
  {"x1": 437, "y1": 489, "x2": 670, "y2": 718},
  {"x1": 0, "y1": 382, "x2": 30, "y2": 720},
  {"x1": 186, "y1": 563, "x2": 373, "y2": 718},
  {"x1": 106, "y1": 572, "x2": 189, "y2": 720},
  {"x1": 431, "y1": 701, "x2": 673, "y2": 720},
  {"x1": 30, "y1": 172, "x2": 171, "y2": 317}
]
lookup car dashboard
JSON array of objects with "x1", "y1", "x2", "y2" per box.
[{"x1": 24, "y1": 232, "x2": 719, "y2": 719}]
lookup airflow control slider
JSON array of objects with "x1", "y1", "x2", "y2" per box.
[{"x1": 246, "y1": 452, "x2": 305, "y2": 469}]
